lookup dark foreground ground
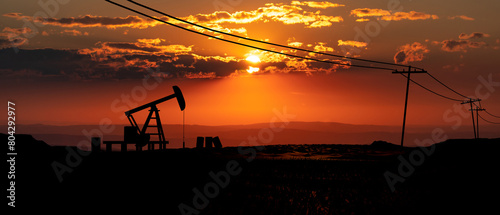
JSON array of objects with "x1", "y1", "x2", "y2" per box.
[{"x1": 4, "y1": 134, "x2": 500, "y2": 214}]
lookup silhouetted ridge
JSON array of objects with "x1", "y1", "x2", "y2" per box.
[
  {"x1": 370, "y1": 140, "x2": 399, "y2": 148},
  {"x1": 2, "y1": 133, "x2": 51, "y2": 153}
]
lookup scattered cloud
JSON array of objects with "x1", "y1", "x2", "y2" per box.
[
  {"x1": 380, "y1": 11, "x2": 439, "y2": 21},
  {"x1": 184, "y1": 72, "x2": 217, "y2": 79},
  {"x1": 394, "y1": 42, "x2": 430, "y2": 64},
  {"x1": 291, "y1": 1, "x2": 345, "y2": 9},
  {"x1": 60, "y1": 29, "x2": 88, "y2": 36},
  {"x1": 313, "y1": 42, "x2": 334, "y2": 53},
  {"x1": 288, "y1": 41, "x2": 304, "y2": 48},
  {"x1": 1, "y1": 27, "x2": 32, "y2": 36},
  {"x1": 2, "y1": 13, "x2": 26, "y2": 20},
  {"x1": 78, "y1": 38, "x2": 193, "y2": 59},
  {"x1": 350, "y1": 8, "x2": 391, "y2": 17},
  {"x1": 3, "y1": 2, "x2": 486, "y2": 81},
  {"x1": 338, "y1": 40, "x2": 367, "y2": 48},
  {"x1": 355, "y1": 18, "x2": 370, "y2": 22},
  {"x1": 192, "y1": 54, "x2": 239, "y2": 63},
  {"x1": 448, "y1": 15, "x2": 474, "y2": 21},
  {"x1": 3, "y1": 2, "x2": 345, "y2": 36},
  {"x1": 351, "y1": 8, "x2": 438, "y2": 21},
  {"x1": 185, "y1": 3, "x2": 343, "y2": 28}
]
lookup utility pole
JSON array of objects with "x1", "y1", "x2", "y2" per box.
[
  {"x1": 393, "y1": 66, "x2": 427, "y2": 147},
  {"x1": 183, "y1": 110, "x2": 186, "y2": 149},
  {"x1": 472, "y1": 107, "x2": 485, "y2": 138},
  {"x1": 461, "y1": 98, "x2": 481, "y2": 139}
]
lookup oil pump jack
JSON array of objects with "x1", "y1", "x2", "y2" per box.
[{"x1": 124, "y1": 85, "x2": 185, "y2": 151}]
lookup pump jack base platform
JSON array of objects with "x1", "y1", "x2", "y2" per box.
[{"x1": 103, "y1": 141, "x2": 168, "y2": 152}]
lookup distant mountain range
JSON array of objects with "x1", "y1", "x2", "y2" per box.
[{"x1": 2, "y1": 121, "x2": 499, "y2": 148}]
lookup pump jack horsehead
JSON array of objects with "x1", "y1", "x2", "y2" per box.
[{"x1": 124, "y1": 86, "x2": 186, "y2": 151}]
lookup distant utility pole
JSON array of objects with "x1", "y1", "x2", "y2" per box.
[
  {"x1": 461, "y1": 98, "x2": 482, "y2": 139},
  {"x1": 393, "y1": 66, "x2": 427, "y2": 147},
  {"x1": 473, "y1": 107, "x2": 485, "y2": 139}
]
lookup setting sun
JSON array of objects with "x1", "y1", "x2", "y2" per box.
[
  {"x1": 247, "y1": 66, "x2": 260, "y2": 73},
  {"x1": 246, "y1": 55, "x2": 261, "y2": 63}
]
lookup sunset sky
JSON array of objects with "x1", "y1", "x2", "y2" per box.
[{"x1": 1, "y1": 0, "x2": 500, "y2": 127}]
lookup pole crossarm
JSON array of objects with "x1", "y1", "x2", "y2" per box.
[
  {"x1": 469, "y1": 108, "x2": 486, "y2": 111},
  {"x1": 392, "y1": 70, "x2": 427, "y2": 74},
  {"x1": 461, "y1": 98, "x2": 481, "y2": 104}
]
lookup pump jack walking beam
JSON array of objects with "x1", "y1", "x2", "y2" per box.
[{"x1": 124, "y1": 86, "x2": 186, "y2": 149}]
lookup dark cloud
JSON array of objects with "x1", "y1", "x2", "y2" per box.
[
  {"x1": 350, "y1": 8, "x2": 391, "y2": 17},
  {"x1": 394, "y1": 42, "x2": 429, "y2": 64},
  {"x1": 1, "y1": 48, "x2": 132, "y2": 79},
  {"x1": 0, "y1": 30, "x2": 354, "y2": 81},
  {"x1": 0, "y1": 37, "x2": 27, "y2": 48},
  {"x1": 0, "y1": 47, "x2": 245, "y2": 81},
  {"x1": 43, "y1": 15, "x2": 157, "y2": 28},
  {"x1": 440, "y1": 40, "x2": 486, "y2": 52},
  {"x1": 105, "y1": 42, "x2": 163, "y2": 53},
  {"x1": 431, "y1": 32, "x2": 490, "y2": 52},
  {"x1": 3, "y1": 13, "x2": 158, "y2": 29},
  {"x1": 458, "y1": 32, "x2": 490, "y2": 40},
  {"x1": 0, "y1": 27, "x2": 31, "y2": 48}
]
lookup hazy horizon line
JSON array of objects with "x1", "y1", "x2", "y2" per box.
[
  {"x1": 3, "y1": 120, "x2": 493, "y2": 128},
  {"x1": 3, "y1": 121, "x2": 467, "y2": 127}
]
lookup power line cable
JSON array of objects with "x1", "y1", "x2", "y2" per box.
[
  {"x1": 106, "y1": 0, "x2": 398, "y2": 71},
  {"x1": 426, "y1": 73, "x2": 469, "y2": 98},
  {"x1": 478, "y1": 113, "x2": 500, "y2": 124},
  {"x1": 484, "y1": 109, "x2": 500, "y2": 118},
  {"x1": 400, "y1": 74, "x2": 463, "y2": 102},
  {"x1": 126, "y1": 0, "x2": 421, "y2": 70},
  {"x1": 110, "y1": 1, "x2": 480, "y2": 105}
]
